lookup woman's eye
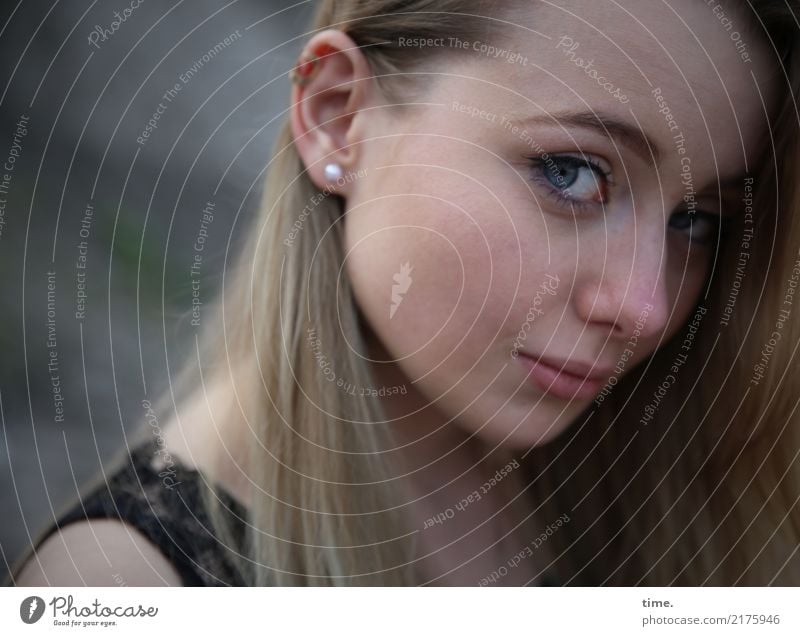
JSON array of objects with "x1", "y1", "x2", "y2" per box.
[
  {"x1": 526, "y1": 154, "x2": 612, "y2": 212},
  {"x1": 668, "y1": 210, "x2": 722, "y2": 245}
]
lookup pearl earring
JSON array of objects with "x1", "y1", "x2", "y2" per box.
[{"x1": 324, "y1": 163, "x2": 343, "y2": 183}]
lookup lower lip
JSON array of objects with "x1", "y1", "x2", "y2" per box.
[{"x1": 517, "y1": 354, "x2": 604, "y2": 401}]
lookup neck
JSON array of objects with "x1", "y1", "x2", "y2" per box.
[{"x1": 362, "y1": 324, "x2": 545, "y2": 585}]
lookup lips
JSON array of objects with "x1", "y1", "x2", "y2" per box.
[
  {"x1": 517, "y1": 352, "x2": 614, "y2": 400},
  {"x1": 522, "y1": 353, "x2": 615, "y2": 381}
]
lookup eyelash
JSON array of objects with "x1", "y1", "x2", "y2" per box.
[
  {"x1": 670, "y1": 209, "x2": 726, "y2": 246},
  {"x1": 524, "y1": 152, "x2": 614, "y2": 214},
  {"x1": 524, "y1": 152, "x2": 726, "y2": 246}
]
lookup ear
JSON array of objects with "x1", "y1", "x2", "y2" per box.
[{"x1": 290, "y1": 29, "x2": 375, "y2": 192}]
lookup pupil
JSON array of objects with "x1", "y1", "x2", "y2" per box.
[
  {"x1": 671, "y1": 213, "x2": 692, "y2": 229},
  {"x1": 546, "y1": 160, "x2": 578, "y2": 190}
]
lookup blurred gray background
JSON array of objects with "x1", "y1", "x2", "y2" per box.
[{"x1": 0, "y1": 0, "x2": 316, "y2": 582}]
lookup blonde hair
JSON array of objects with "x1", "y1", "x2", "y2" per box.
[{"x1": 140, "y1": 0, "x2": 800, "y2": 586}]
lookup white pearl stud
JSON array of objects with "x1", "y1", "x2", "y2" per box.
[{"x1": 324, "y1": 163, "x2": 343, "y2": 183}]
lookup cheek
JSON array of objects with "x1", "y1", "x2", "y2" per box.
[
  {"x1": 651, "y1": 246, "x2": 710, "y2": 349},
  {"x1": 344, "y1": 220, "x2": 467, "y2": 360},
  {"x1": 343, "y1": 172, "x2": 545, "y2": 366}
]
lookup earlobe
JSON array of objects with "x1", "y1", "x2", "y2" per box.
[{"x1": 289, "y1": 30, "x2": 371, "y2": 192}]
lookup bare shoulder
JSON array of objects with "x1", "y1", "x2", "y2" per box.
[{"x1": 14, "y1": 519, "x2": 183, "y2": 587}]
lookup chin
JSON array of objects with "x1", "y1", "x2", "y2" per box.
[{"x1": 464, "y1": 403, "x2": 582, "y2": 451}]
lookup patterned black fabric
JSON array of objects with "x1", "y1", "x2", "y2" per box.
[
  {"x1": 38, "y1": 440, "x2": 562, "y2": 587},
  {"x1": 39, "y1": 440, "x2": 249, "y2": 586}
]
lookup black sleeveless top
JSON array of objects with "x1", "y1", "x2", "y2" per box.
[
  {"x1": 35, "y1": 440, "x2": 561, "y2": 587},
  {"x1": 38, "y1": 439, "x2": 250, "y2": 586}
]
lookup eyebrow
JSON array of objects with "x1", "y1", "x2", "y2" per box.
[{"x1": 508, "y1": 110, "x2": 661, "y2": 168}]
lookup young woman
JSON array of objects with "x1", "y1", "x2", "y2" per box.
[{"x1": 11, "y1": 0, "x2": 800, "y2": 586}]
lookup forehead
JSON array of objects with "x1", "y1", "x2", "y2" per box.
[{"x1": 440, "y1": 0, "x2": 779, "y2": 181}]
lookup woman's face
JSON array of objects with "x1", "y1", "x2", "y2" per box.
[{"x1": 340, "y1": 0, "x2": 778, "y2": 448}]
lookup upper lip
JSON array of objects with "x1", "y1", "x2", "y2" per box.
[{"x1": 520, "y1": 352, "x2": 615, "y2": 381}]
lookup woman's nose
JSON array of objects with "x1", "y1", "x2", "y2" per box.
[{"x1": 572, "y1": 229, "x2": 671, "y2": 340}]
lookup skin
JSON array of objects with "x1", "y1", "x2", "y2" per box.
[
  {"x1": 289, "y1": 0, "x2": 778, "y2": 582},
  {"x1": 296, "y1": 0, "x2": 777, "y2": 448},
  {"x1": 17, "y1": 0, "x2": 780, "y2": 586}
]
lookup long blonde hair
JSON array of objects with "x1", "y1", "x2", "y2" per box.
[{"x1": 180, "y1": 0, "x2": 800, "y2": 586}]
